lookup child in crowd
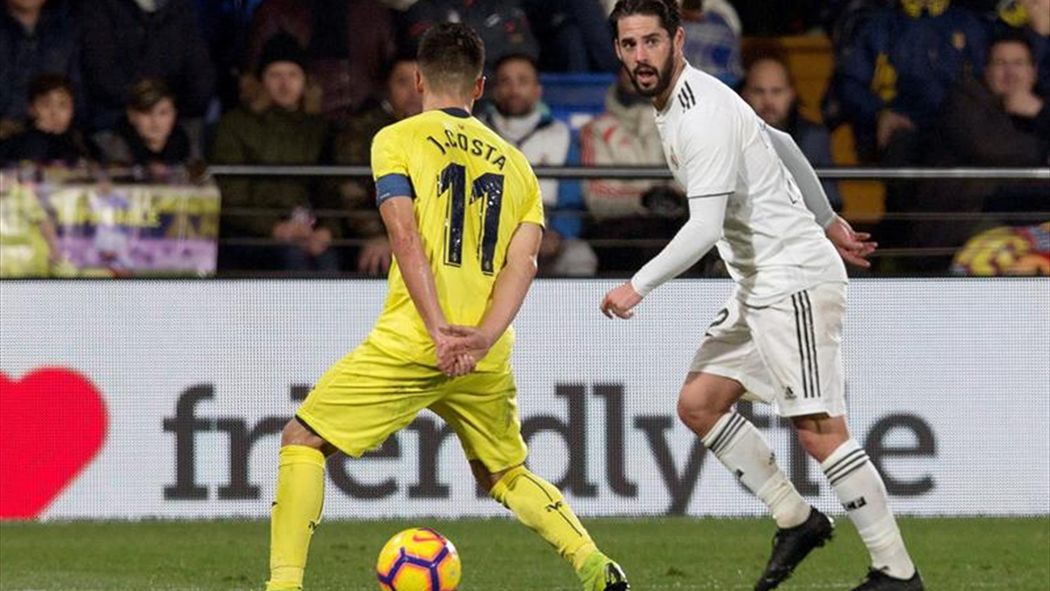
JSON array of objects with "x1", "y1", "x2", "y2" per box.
[
  {"x1": 95, "y1": 78, "x2": 199, "y2": 182},
  {"x1": 0, "y1": 75, "x2": 98, "y2": 167}
]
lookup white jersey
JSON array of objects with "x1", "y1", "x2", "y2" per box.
[{"x1": 654, "y1": 65, "x2": 846, "y2": 305}]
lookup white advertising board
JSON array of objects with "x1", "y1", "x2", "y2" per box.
[{"x1": 1, "y1": 279, "x2": 1047, "y2": 519}]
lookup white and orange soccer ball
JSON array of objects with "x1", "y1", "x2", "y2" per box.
[{"x1": 375, "y1": 527, "x2": 461, "y2": 591}]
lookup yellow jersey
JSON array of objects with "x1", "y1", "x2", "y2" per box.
[{"x1": 368, "y1": 107, "x2": 545, "y2": 373}]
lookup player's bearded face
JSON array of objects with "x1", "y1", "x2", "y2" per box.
[{"x1": 628, "y1": 50, "x2": 674, "y2": 98}]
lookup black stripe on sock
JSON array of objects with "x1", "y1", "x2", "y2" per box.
[
  {"x1": 713, "y1": 414, "x2": 746, "y2": 455},
  {"x1": 705, "y1": 413, "x2": 734, "y2": 452},
  {"x1": 828, "y1": 457, "x2": 870, "y2": 487},
  {"x1": 825, "y1": 453, "x2": 869, "y2": 485},
  {"x1": 824, "y1": 448, "x2": 866, "y2": 479},
  {"x1": 707, "y1": 413, "x2": 743, "y2": 455}
]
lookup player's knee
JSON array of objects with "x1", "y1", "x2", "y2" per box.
[
  {"x1": 280, "y1": 418, "x2": 325, "y2": 449},
  {"x1": 676, "y1": 394, "x2": 721, "y2": 436},
  {"x1": 470, "y1": 460, "x2": 501, "y2": 494}
]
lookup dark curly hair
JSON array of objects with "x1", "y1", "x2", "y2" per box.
[{"x1": 609, "y1": 0, "x2": 682, "y2": 41}]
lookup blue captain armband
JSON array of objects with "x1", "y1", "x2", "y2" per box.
[{"x1": 375, "y1": 174, "x2": 414, "y2": 205}]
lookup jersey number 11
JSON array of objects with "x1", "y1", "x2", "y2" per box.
[{"x1": 439, "y1": 162, "x2": 505, "y2": 275}]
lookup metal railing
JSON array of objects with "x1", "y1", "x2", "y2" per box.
[
  {"x1": 209, "y1": 165, "x2": 1049, "y2": 271},
  {"x1": 208, "y1": 165, "x2": 1050, "y2": 181}
]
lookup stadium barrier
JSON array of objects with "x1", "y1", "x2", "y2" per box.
[
  {"x1": 1, "y1": 278, "x2": 1047, "y2": 520},
  {"x1": 208, "y1": 164, "x2": 1050, "y2": 180},
  {"x1": 207, "y1": 165, "x2": 1049, "y2": 267}
]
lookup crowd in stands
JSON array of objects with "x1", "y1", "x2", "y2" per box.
[{"x1": 1, "y1": 0, "x2": 1047, "y2": 277}]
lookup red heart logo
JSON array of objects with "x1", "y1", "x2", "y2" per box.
[{"x1": 0, "y1": 368, "x2": 108, "y2": 519}]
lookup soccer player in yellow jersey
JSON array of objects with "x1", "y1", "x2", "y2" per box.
[{"x1": 265, "y1": 23, "x2": 630, "y2": 591}]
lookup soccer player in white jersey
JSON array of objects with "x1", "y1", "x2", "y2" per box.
[{"x1": 600, "y1": 2, "x2": 924, "y2": 590}]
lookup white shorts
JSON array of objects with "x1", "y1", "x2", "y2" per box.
[{"x1": 690, "y1": 282, "x2": 847, "y2": 417}]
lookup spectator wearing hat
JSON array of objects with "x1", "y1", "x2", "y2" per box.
[
  {"x1": 212, "y1": 33, "x2": 340, "y2": 273},
  {"x1": 244, "y1": 0, "x2": 396, "y2": 122}
]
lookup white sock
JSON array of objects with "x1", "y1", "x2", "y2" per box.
[
  {"x1": 822, "y1": 439, "x2": 916, "y2": 579},
  {"x1": 702, "y1": 412, "x2": 811, "y2": 528}
]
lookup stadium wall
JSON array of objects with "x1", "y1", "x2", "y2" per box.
[{"x1": 1, "y1": 279, "x2": 1047, "y2": 520}]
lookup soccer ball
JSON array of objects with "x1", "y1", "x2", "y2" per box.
[{"x1": 375, "y1": 527, "x2": 461, "y2": 591}]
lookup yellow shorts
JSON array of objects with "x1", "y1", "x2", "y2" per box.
[{"x1": 296, "y1": 338, "x2": 528, "y2": 473}]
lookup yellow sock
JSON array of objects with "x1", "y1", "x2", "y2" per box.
[
  {"x1": 490, "y1": 466, "x2": 598, "y2": 572},
  {"x1": 266, "y1": 445, "x2": 326, "y2": 591}
]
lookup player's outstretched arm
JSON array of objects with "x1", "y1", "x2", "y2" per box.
[{"x1": 601, "y1": 194, "x2": 727, "y2": 319}]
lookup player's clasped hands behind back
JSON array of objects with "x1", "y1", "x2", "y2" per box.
[{"x1": 433, "y1": 324, "x2": 494, "y2": 377}]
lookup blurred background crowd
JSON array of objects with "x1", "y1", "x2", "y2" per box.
[{"x1": 0, "y1": 0, "x2": 1047, "y2": 278}]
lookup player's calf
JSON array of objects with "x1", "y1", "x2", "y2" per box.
[
  {"x1": 486, "y1": 465, "x2": 629, "y2": 590},
  {"x1": 820, "y1": 440, "x2": 918, "y2": 581}
]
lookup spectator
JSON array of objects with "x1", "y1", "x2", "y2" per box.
[
  {"x1": 330, "y1": 55, "x2": 421, "y2": 275},
  {"x1": 480, "y1": 54, "x2": 597, "y2": 276},
  {"x1": 95, "y1": 78, "x2": 199, "y2": 181},
  {"x1": 825, "y1": 0, "x2": 987, "y2": 162},
  {"x1": 245, "y1": 0, "x2": 396, "y2": 123},
  {"x1": 681, "y1": 0, "x2": 744, "y2": 87},
  {"x1": 741, "y1": 56, "x2": 843, "y2": 211},
  {"x1": 522, "y1": 0, "x2": 618, "y2": 72},
  {"x1": 0, "y1": 0, "x2": 80, "y2": 140},
  {"x1": 579, "y1": 68, "x2": 688, "y2": 274},
  {"x1": 399, "y1": 0, "x2": 538, "y2": 75},
  {"x1": 0, "y1": 74, "x2": 97, "y2": 166},
  {"x1": 212, "y1": 33, "x2": 340, "y2": 273},
  {"x1": 80, "y1": 0, "x2": 214, "y2": 136},
  {"x1": 890, "y1": 34, "x2": 1049, "y2": 272},
  {"x1": 994, "y1": 0, "x2": 1050, "y2": 97}
]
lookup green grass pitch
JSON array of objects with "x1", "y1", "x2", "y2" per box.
[{"x1": 1, "y1": 517, "x2": 1047, "y2": 590}]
